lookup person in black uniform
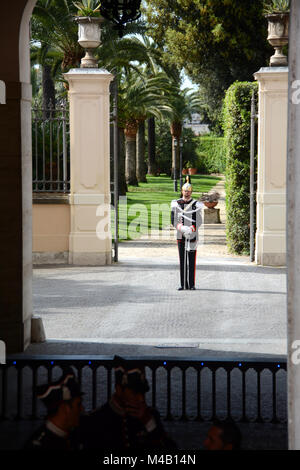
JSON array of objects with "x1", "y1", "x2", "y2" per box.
[
  {"x1": 79, "y1": 355, "x2": 177, "y2": 450},
  {"x1": 24, "y1": 367, "x2": 84, "y2": 450},
  {"x1": 171, "y1": 180, "x2": 204, "y2": 290}
]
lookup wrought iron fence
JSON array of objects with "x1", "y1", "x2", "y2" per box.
[
  {"x1": 32, "y1": 100, "x2": 70, "y2": 193},
  {"x1": 0, "y1": 356, "x2": 287, "y2": 424}
]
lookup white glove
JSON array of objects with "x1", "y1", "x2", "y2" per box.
[
  {"x1": 184, "y1": 231, "x2": 191, "y2": 240},
  {"x1": 181, "y1": 226, "x2": 191, "y2": 235},
  {"x1": 177, "y1": 224, "x2": 194, "y2": 236}
]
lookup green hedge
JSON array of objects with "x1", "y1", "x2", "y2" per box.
[
  {"x1": 222, "y1": 81, "x2": 258, "y2": 255},
  {"x1": 195, "y1": 135, "x2": 225, "y2": 174},
  {"x1": 154, "y1": 121, "x2": 198, "y2": 175}
]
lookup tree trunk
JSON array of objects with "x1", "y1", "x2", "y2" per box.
[
  {"x1": 136, "y1": 121, "x2": 147, "y2": 183},
  {"x1": 147, "y1": 117, "x2": 156, "y2": 175},
  {"x1": 125, "y1": 135, "x2": 138, "y2": 186},
  {"x1": 118, "y1": 127, "x2": 127, "y2": 195},
  {"x1": 42, "y1": 64, "x2": 56, "y2": 119},
  {"x1": 125, "y1": 120, "x2": 139, "y2": 186}
]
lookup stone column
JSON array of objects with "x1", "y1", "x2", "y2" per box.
[
  {"x1": 64, "y1": 69, "x2": 113, "y2": 265},
  {"x1": 287, "y1": 0, "x2": 300, "y2": 450},
  {"x1": 254, "y1": 67, "x2": 288, "y2": 266},
  {"x1": 0, "y1": 0, "x2": 37, "y2": 352}
]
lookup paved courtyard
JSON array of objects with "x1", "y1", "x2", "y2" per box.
[{"x1": 32, "y1": 256, "x2": 286, "y2": 355}]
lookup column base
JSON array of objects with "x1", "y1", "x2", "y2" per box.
[
  {"x1": 33, "y1": 251, "x2": 69, "y2": 264},
  {"x1": 256, "y1": 252, "x2": 286, "y2": 267},
  {"x1": 255, "y1": 231, "x2": 286, "y2": 267},
  {"x1": 68, "y1": 251, "x2": 112, "y2": 265},
  {"x1": 31, "y1": 316, "x2": 46, "y2": 343}
]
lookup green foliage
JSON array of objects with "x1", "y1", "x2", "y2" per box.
[
  {"x1": 154, "y1": 123, "x2": 198, "y2": 175},
  {"x1": 154, "y1": 120, "x2": 172, "y2": 175},
  {"x1": 73, "y1": 0, "x2": 101, "y2": 16},
  {"x1": 181, "y1": 128, "x2": 198, "y2": 167},
  {"x1": 195, "y1": 135, "x2": 225, "y2": 174},
  {"x1": 31, "y1": 0, "x2": 83, "y2": 73},
  {"x1": 222, "y1": 81, "x2": 258, "y2": 255},
  {"x1": 144, "y1": 0, "x2": 271, "y2": 132},
  {"x1": 118, "y1": 70, "x2": 172, "y2": 126},
  {"x1": 263, "y1": 0, "x2": 290, "y2": 14}
]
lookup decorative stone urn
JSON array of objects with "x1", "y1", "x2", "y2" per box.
[
  {"x1": 75, "y1": 16, "x2": 104, "y2": 68},
  {"x1": 204, "y1": 201, "x2": 218, "y2": 209},
  {"x1": 266, "y1": 13, "x2": 289, "y2": 66}
]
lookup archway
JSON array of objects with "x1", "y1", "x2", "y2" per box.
[{"x1": 0, "y1": 0, "x2": 37, "y2": 352}]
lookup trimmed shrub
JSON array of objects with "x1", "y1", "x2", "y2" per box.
[
  {"x1": 195, "y1": 135, "x2": 225, "y2": 174},
  {"x1": 222, "y1": 81, "x2": 258, "y2": 255}
]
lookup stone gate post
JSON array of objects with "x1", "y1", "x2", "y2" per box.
[
  {"x1": 287, "y1": 0, "x2": 300, "y2": 450},
  {"x1": 254, "y1": 67, "x2": 288, "y2": 267},
  {"x1": 64, "y1": 69, "x2": 113, "y2": 265}
]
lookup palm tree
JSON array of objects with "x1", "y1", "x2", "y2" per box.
[
  {"x1": 97, "y1": 34, "x2": 154, "y2": 190},
  {"x1": 98, "y1": 33, "x2": 174, "y2": 185},
  {"x1": 31, "y1": 0, "x2": 82, "y2": 70},
  {"x1": 118, "y1": 70, "x2": 172, "y2": 186},
  {"x1": 30, "y1": 0, "x2": 84, "y2": 108},
  {"x1": 30, "y1": 43, "x2": 64, "y2": 116},
  {"x1": 122, "y1": 35, "x2": 181, "y2": 177}
]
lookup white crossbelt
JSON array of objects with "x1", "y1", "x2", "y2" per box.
[{"x1": 177, "y1": 201, "x2": 202, "y2": 224}]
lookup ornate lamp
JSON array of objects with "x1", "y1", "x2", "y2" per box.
[{"x1": 100, "y1": 0, "x2": 142, "y2": 37}]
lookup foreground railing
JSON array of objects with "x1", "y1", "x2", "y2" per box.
[{"x1": 0, "y1": 356, "x2": 287, "y2": 424}]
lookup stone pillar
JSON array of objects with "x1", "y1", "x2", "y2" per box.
[
  {"x1": 287, "y1": 0, "x2": 300, "y2": 450},
  {"x1": 64, "y1": 69, "x2": 113, "y2": 265},
  {"x1": 254, "y1": 67, "x2": 288, "y2": 266},
  {"x1": 0, "y1": 0, "x2": 36, "y2": 352}
]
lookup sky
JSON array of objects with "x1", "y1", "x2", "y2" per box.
[{"x1": 181, "y1": 73, "x2": 199, "y2": 92}]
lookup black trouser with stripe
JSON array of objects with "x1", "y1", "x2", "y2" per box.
[{"x1": 177, "y1": 239, "x2": 197, "y2": 289}]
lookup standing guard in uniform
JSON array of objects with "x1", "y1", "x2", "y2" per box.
[
  {"x1": 24, "y1": 367, "x2": 84, "y2": 450},
  {"x1": 171, "y1": 179, "x2": 204, "y2": 290}
]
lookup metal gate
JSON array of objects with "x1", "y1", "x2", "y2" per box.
[{"x1": 32, "y1": 100, "x2": 70, "y2": 193}]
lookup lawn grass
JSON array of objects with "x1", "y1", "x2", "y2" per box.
[{"x1": 112, "y1": 173, "x2": 221, "y2": 240}]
